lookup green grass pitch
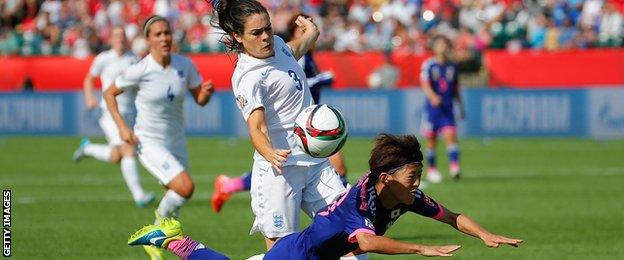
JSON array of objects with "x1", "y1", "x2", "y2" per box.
[{"x1": 1, "y1": 136, "x2": 623, "y2": 259}]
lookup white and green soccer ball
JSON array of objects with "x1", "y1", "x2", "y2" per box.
[{"x1": 294, "y1": 104, "x2": 348, "y2": 158}]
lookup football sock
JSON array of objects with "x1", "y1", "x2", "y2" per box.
[
  {"x1": 242, "y1": 172, "x2": 252, "y2": 191},
  {"x1": 156, "y1": 190, "x2": 186, "y2": 221},
  {"x1": 168, "y1": 237, "x2": 229, "y2": 260},
  {"x1": 120, "y1": 156, "x2": 146, "y2": 202},
  {"x1": 223, "y1": 174, "x2": 247, "y2": 194},
  {"x1": 426, "y1": 148, "x2": 436, "y2": 168},
  {"x1": 448, "y1": 144, "x2": 460, "y2": 165},
  {"x1": 84, "y1": 143, "x2": 112, "y2": 162}
]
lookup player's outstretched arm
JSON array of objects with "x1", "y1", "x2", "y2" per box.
[
  {"x1": 355, "y1": 232, "x2": 461, "y2": 257},
  {"x1": 83, "y1": 74, "x2": 98, "y2": 110},
  {"x1": 103, "y1": 84, "x2": 138, "y2": 145},
  {"x1": 191, "y1": 80, "x2": 215, "y2": 106},
  {"x1": 247, "y1": 108, "x2": 290, "y2": 173},
  {"x1": 286, "y1": 16, "x2": 319, "y2": 61},
  {"x1": 438, "y1": 208, "x2": 523, "y2": 248}
]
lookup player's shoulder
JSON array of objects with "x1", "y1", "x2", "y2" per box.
[
  {"x1": 93, "y1": 49, "x2": 114, "y2": 63},
  {"x1": 421, "y1": 57, "x2": 437, "y2": 69},
  {"x1": 124, "y1": 54, "x2": 151, "y2": 76},
  {"x1": 171, "y1": 53, "x2": 195, "y2": 67}
]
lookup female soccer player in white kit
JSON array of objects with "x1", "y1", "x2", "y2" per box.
[
  {"x1": 211, "y1": 0, "x2": 346, "y2": 250},
  {"x1": 73, "y1": 27, "x2": 155, "y2": 207},
  {"x1": 103, "y1": 15, "x2": 214, "y2": 259}
]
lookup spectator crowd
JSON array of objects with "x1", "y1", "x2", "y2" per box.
[{"x1": 1, "y1": 0, "x2": 622, "y2": 59}]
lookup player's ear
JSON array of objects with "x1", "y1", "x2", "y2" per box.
[
  {"x1": 379, "y1": 172, "x2": 389, "y2": 184},
  {"x1": 233, "y1": 32, "x2": 243, "y2": 44}
]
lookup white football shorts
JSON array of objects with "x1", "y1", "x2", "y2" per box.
[
  {"x1": 136, "y1": 138, "x2": 188, "y2": 185},
  {"x1": 99, "y1": 113, "x2": 135, "y2": 147},
  {"x1": 249, "y1": 160, "x2": 346, "y2": 238}
]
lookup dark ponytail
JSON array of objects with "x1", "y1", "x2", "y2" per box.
[{"x1": 208, "y1": 0, "x2": 269, "y2": 52}]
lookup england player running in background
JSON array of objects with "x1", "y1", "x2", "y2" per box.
[
  {"x1": 103, "y1": 15, "x2": 215, "y2": 260},
  {"x1": 211, "y1": 0, "x2": 346, "y2": 251},
  {"x1": 127, "y1": 134, "x2": 522, "y2": 260},
  {"x1": 72, "y1": 27, "x2": 155, "y2": 207},
  {"x1": 209, "y1": 12, "x2": 348, "y2": 214},
  {"x1": 420, "y1": 35, "x2": 465, "y2": 183}
]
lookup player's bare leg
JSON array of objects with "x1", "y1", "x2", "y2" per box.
[
  {"x1": 156, "y1": 171, "x2": 194, "y2": 220},
  {"x1": 425, "y1": 135, "x2": 442, "y2": 183},
  {"x1": 329, "y1": 151, "x2": 348, "y2": 186},
  {"x1": 443, "y1": 129, "x2": 460, "y2": 180},
  {"x1": 265, "y1": 236, "x2": 279, "y2": 250}
]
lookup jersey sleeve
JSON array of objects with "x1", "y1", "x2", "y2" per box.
[
  {"x1": 408, "y1": 189, "x2": 446, "y2": 220},
  {"x1": 114, "y1": 62, "x2": 143, "y2": 91},
  {"x1": 89, "y1": 54, "x2": 105, "y2": 77},
  {"x1": 186, "y1": 59, "x2": 203, "y2": 89},
  {"x1": 233, "y1": 75, "x2": 265, "y2": 121},
  {"x1": 420, "y1": 59, "x2": 431, "y2": 82},
  {"x1": 342, "y1": 192, "x2": 376, "y2": 243}
]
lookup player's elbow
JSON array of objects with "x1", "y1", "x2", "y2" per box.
[{"x1": 355, "y1": 235, "x2": 377, "y2": 253}]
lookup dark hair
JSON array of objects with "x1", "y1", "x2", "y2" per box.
[
  {"x1": 209, "y1": 0, "x2": 269, "y2": 52},
  {"x1": 285, "y1": 13, "x2": 311, "y2": 42},
  {"x1": 431, "y1": 34, "x2": 452, "y2": 49},
  {"x1": 142, "y1": 15, "x2": 170, "y2": 37},
  {"x1": 368, "y1": 134, "x2": 423, "y2": 183}
]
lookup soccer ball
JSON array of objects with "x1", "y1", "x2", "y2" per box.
[{"x1": 294, "y1": 104, "x2": 348, "y2": 158}]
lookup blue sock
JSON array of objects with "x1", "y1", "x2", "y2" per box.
[
  {"x1": 448, "y1": 144, "x2": 459, "y2": 164},
  {"x1": 242, "y1": 172, "x2": 252, "y2": 191},
  {"x1": 426, "y1": 148, "x2": 436, "y2": 169},
  {"x1": 188, "y1": 245, "x2": 230, "y2": 260}
]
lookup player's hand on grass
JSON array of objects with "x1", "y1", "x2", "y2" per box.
[
  {"x1": 429, "y1": 95, "x2": 442, "y2": 107},
  {"x1": 481, "y1": 233, "x2": 523, "y2": 248},
  {"x1": 270, "y1": 149, "x2": 291, "y2": 174},
  {"x1": 419, "y1": 245, "x2": 461, "y2": 257},
  {"x1": 120, "y1": 127, "x2": 139, "y2": 145}
]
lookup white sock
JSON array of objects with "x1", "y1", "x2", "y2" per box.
[
  {"x1": 84, "y1": 143, "x2": 112, "y2": 162},
  {"x1": 340, "y1": 254, "x2": 369, "y2": 260},
  {"x1": 121, "y1": 157, "x2": 146, "y2": 202},
  {"x1": 156, "y1": 190, "x2": 187, "y2": 220}
]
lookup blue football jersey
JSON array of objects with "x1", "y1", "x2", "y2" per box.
[
  {"x1": 265, "y1": 172, "x2": 446, "y2": 260},
  {"x1": 420, "y1": 57, "x2": 459, "y2": 114}
]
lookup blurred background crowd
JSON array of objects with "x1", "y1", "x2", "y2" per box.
[{"x1": 1, "y1": 0, "x2": 622, "y2": 60}]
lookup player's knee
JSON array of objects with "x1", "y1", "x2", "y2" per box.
[
  {"x1": 109, "y1": 149, "x2": 122, "y2": 163},
  {"x1": 171, "y1": 173, "x2": 194, "y2": 198},
  {"x1": 119, "y1": 144, "x2": 135, "y2": 157}
]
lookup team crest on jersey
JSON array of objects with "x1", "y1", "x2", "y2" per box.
[
  {"x1": 235, "y1": 95, "x2": 248, "y2": 109},
  {"x1": 177, "y1": 70, "x2": 185, "y2": 78},
  {"x1": 445, "y1": 67, "x2": 455, "y2": 81},
  {"x1": 273, "y1": 212, "x2": 284, "y2": 229},
  {"x1": 281, "y1": 47, "x2": 292, "y2": 57}
]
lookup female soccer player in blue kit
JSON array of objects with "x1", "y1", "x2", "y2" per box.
[
  {"x1": 421, "y1": 35, "x2": 466, "y2": 183},
  {"x1": 128, "y1": 134, "x2": 522, "y2": 259}
]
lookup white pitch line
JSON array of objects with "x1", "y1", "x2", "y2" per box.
[{"x1": 15, "y1": 193, "x2": 216, "y2": 205}]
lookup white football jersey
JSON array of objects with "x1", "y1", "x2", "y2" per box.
[
  {"x1": 89, "y1": 49, "x2": 139, "y2": 114},
  {"x1": 115, "y1": 53, "x2": 202, "y2": 144},
  {"x1": 232, "y1": 36, "x2": 325, "y2": 166}
]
